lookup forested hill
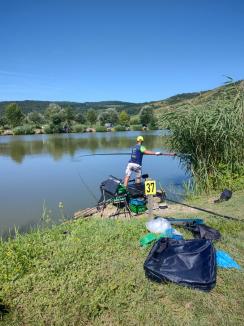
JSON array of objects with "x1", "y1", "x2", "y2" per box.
[
  {"x1": 0, "y1": 100, "x2": 142, "y2": 115},
  {"x1": 0, "y1": 80, "x2": 243, "y2": 115}
]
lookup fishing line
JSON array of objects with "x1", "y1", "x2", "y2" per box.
[
  {"x1": 156, "y1": 181, "x2": 185, "y2": 198},
  {"x1": 76, "y1": 168, "x2": 99, "y2": 203}
]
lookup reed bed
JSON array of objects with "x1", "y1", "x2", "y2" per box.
[{"x1": 160, "y1": 83, "x2": 244, "y2": 192}]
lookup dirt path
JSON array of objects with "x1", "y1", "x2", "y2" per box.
[{"x1": 74, "y1": 198, "x2": 197, "y2": 220}]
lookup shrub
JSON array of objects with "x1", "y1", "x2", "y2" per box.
[
  {"x1": 130, "y1": 116, "x2": 140, "y2": 125},
  {"x1": 12, "y1": 124, "x2": 35, "y2": 135},
  {"x1": 95, "y1": 126, "x2": 107, "y2": 132},
  {"x1": 114, "y1": 125, "x2": 126, "y2": 131},
  {"x1": 43, "y1": 125, "x2": 53, "y2": 134},
  {"x1": 71, "y1": 124, "x2": 86, "y2": 133},
  {"x1": 148, "y1": 124, "x2": 158, "y2": 130},
  {"x1": 43, "y1": 124, "x2": 63, "y2": 134},
  {"x1": 131, "y1": 124, "x2": 142, "y2": 131}
]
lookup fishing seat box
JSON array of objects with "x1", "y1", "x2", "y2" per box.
[
  {"x1": 98, "y1": 176, "x2": 123, "y2": 204},
  {"x1": 127, "y1": 183, "x2": 145, "y2": 198},
  {"x1": 129, "y1": 198, "x2": 147, "y2": 214}
]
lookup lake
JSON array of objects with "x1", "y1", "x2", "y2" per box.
[{"x1": 0, "y1": 130, "x2": 189, "y2": 235}]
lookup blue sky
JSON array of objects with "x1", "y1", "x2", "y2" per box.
[{"x1": 0, "y1": 0, "x2": 243, "y2": 102}]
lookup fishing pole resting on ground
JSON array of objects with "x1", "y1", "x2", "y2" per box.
[
  {"x1": 165, "y1": 197, "x2": 243, "y2": 222},
  {"x1": 158, "y1": 182, "x2": 243, "y2": 223}
]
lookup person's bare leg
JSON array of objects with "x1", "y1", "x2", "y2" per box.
[
  {"x1": 135, "y1": 168, "x2": 142, "y2": 184},
  {"x1": 124, "y1": 176, "x2": 130, "y2": 187}
]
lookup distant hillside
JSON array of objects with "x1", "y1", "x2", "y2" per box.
[
  {"x1": 151, "y1": 80, "x2": 244, "y2": 115},
  {"x1": 0, "y1": 80, "x2": 243, "y2": 116},
  {"x1": 0, "y1": 100, "x2": 142, "y2": 115}
]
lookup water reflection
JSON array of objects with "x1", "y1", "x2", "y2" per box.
[
  {"x1": 0, "y1": 131, "x2": 189, "y2": 234},
  {"x1": 0, "y1": 131, "x2": 170, "y2": 163}
]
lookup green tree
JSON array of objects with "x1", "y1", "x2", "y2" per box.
[
  {"x1": 98, "y1": 111, "x2": 108, "y2": 126},
  {"x1": 119, "y1": 111, "x2": 130, "y2": 126},
  {"x1": 98, "y1": 108, "x2": 119, "y2": 126},
  {"x1": 4, "y1": 103, "x2": 24, "y2": 127},
  {"x1": 27, "y1": 112, "x2": 44, "y2": 126},
  {"x1": 106, "y1": 108, "x2": 119, "y2": 125},
  {"x1": 86, "y1": 109, "x2": 97, "y2": 125},
  {"x1": 0, "y1": 114, "x2": 7, "y2": 126},
  {"x1": 44, "y1": 103, "x2": 62, "y2": 120},
  {"x1": 44, "y1": 103, "x2": 66, "y2": 133},
  {"x1": 51, "y1": 114, "x2": 62, "y2": 125},
  {"x1": 63, "y1": 106, "x2": 75, "y2": 123},
  {"x1": 74, "y1": 112, "x2": 86, "y2": 124},
  {"x1": 139, "y1": 106, "x2": 155, "y2": 126}
]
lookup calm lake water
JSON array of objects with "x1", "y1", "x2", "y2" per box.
[{"x1": 0, "y1": 130, "x2": 189, "y2": 235}]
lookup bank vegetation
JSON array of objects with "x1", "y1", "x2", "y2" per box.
[{"x1": 159, "y1": 81, "x2": 244, "y2": 192}]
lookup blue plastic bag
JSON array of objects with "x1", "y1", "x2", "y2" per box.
[{"x1": 216, "y1": 250, "x2": 241, "y2": 270}]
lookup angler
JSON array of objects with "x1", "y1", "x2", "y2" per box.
[{"x1": 123, "y1": 135, "x2": 176, "y2": 187}]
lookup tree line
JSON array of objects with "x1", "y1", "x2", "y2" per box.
[{"x1": 0, "y1": 103, "x2": 157, "y2": 134}]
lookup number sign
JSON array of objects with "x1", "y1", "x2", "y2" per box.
[{"x1": 145, "y1": 180, "x2": 156, "y2": 195}]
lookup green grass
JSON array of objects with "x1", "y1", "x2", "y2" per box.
[{"x1": 0, "y1": 192, "x2": 244, "y2": 325}]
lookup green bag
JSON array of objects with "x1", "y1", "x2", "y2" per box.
[
  {"x1": 140, "y1": 233, "x2": 158, "y2": 247},
  {"x1": 140, "y1": 233, "x2": 168, "y2": 247}
]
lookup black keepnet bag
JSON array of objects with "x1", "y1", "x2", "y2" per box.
[
  {"x1": 184, "y1": 223, "x2": 221, "y2": 240},
  {"x1": 144, "y1": 238, "x2": 216, "y2": 291}
]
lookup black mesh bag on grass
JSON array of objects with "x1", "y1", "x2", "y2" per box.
[
  {"x1": 144, "y1": 238, "x2": 216, "y2": 291},
  {"x1": 184, "y1": 223, "x2": 221, "y2": 240}
]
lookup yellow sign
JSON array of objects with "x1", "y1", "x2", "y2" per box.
[{"x1": 145, "y1": 180, "x2": 156, "y2": 195}]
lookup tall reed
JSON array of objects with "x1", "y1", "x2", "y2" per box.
[{"x1": 160, "y1": 82, "x2": 244, "y2": 192}]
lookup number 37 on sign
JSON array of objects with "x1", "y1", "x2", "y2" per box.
[{"x1": 145, "y1": 180, "x2": 156, "y2": 195}]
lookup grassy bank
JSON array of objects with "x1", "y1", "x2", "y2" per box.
[{"x1": 0, "y1": 192, "x2": 244, "y2": 325}]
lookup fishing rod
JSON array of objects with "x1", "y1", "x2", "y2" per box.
[
  {"x1": 165, "y1": 198, "x2": 243, "y2": 222},
  {"x1": 158, "y1": 182, "x2": 242, "y2": 222},
  {"x1": 74, "y1": 152, "x2": 189, "y2": 159},
  {"x1": 75, "y1": 153, "x2": 130, "y2": 158}
]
